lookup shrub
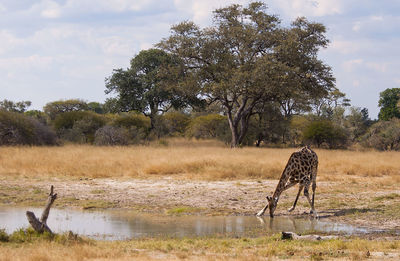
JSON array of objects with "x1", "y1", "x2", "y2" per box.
[
  {"x1": 53, "y1": 111, "x2": 107, "y2": 143},
  {"x1": 186, "y1": 114, "x2": 231, "y2": 143},
  {"x1": 0, "y1": 229, "x2": 9, "y2": 242},
  {"x1": 30, "y1": 118, "x2": 57, "y2": 145},
  {"x1": 303, "y1": 120, "x2": 348, "y2": 149},
  {"x1": 0, "y1": 111, "x2": 56, "y2": 145},
  {"x1": 94, "y1": 125, "x2": 129, "y2": 145},
  {"x1": 289, "y1": 115, "x2": 310, "y2": 146},
  {"x1": 44, "y1": 99, "x2": 89, "y2": 120},
  {"x1": 25, "y1": 110, "x2": 48, "y2": 124},
  {"x1": 361, "y1": 118, "x2": 400, "y2": 151},
  {"x1": 112, "y1": 113, "x2": 150, "y2": 132},
  {"x1": 163, "y1": 112, "x2": 190, "y2": 136}
]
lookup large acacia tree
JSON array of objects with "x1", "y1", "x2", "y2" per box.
[
  {"x1": 105, "y1": 48, "x2": 201, "y2": 130},
  {"x1": 158, "y1": 2, "x2": 335, "y2": 147}
]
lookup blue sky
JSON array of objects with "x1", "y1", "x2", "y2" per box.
[{"x1": 1, "y1": 0, "x2": 399, "y2": 119}]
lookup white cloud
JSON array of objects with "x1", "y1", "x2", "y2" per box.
[
  {"x1": 0, "y1": 55, "x2": 54, "y2": 71},
  {"x1": 173, "y1": 0, "x2": 248, "y2": 26},
  {"x1": 352, "y1": 80, "x2": 360, "y2": 87},
  {"x1": 366, "y1": 62, "x2": 387, "y2": 73},
  {"x1": 25, "y1": 0, "x2": 62, "y2": 19},
  {"x1": 342, "y1": 59, "x2": 388, "y2": 74},
  {"x1": 272, "y1": 0, "x2": 343, "y2": 18},
  {"x1": 342, "y1": 59, "x2": 363, "y2": 72},
  {"x1": 64, "y1": 0, "x2": 153, "y2": 13},
  {"x1": 329, "y1": 40, "x2": 360, "y2": 54},
  {"x1": 370, "y1": 15, "x2": 383, "y2": 21},
  {"x1": 0, "y1": 3, "x2": 6, "y2": 13},
  {"x1": 0, "y1": 30, "x2": 20, "y2": 55},
  {"x1": 41, "y1": 0, "x2": 61, "y2": 18},
  {"x1": 41, "y1": 8, "x2": 61, "y2": 18},
  {"x1": 352, "y1": 21, "x2": 361, "y2": 32}
]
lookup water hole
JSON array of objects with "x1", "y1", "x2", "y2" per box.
[{"x1": 0, "y1": 207, "x2": 381, "y2": 240}]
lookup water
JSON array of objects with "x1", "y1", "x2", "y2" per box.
[{"x1": 0, "y1": 207, "x2": 373, "y2": 240}]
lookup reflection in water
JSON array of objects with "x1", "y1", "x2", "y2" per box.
[{"x1": 0, "y1": 207, "x2": 370, "y2": 240}]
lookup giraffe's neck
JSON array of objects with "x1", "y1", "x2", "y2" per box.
[{"x1": 272, "y1": 169, "x2": 289, "y2": 200}]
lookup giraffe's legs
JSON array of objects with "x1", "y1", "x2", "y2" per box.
[
  {"x1": 311, "y1": 181, "x2": 317, "y2": 213},
  {"x1": 288, "y1": 185, "x2": 304, "y2": 212},
  {"x1": 256, "y1": 203, "x2": 269, "y2": 217},
  {"x1": 304, "y1": 186, "x2": 318, "y2": 218}
]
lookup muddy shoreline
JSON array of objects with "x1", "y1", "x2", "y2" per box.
[{"x1": 1, "y1": 177, "x2": 399, "y2": 238}]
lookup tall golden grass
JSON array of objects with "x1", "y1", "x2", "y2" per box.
[{"x1": 0, "y1": 139, "x2": 399, "y2": 181}]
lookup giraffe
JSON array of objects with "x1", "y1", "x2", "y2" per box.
[{"x1": 256, "y1": 146, "x2": 318, "y2": 218}]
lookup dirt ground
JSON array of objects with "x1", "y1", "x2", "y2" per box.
[{"x1": 1, "y1": 176, "x2": 400, "y2": 235}]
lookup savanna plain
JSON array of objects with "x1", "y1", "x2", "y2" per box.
[{"x1": 1, "y1": 139, "x2": 400, "y2": 260}]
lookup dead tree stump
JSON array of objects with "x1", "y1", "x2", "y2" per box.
[{"x1": 26, "y1": 185, "x2": 57, "y2": 234}]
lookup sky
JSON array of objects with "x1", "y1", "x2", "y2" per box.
[{"x1": 1, "y1": 0, "x2": 399, "y2": 119}]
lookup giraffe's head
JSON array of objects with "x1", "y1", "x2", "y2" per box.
[{"x1": 266, "y1": 195, "x2": 278, "y2": 217}]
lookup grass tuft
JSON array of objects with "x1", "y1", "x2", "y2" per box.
[{"x1": 166, "y1": 206, "x2": 203, "y2": 215}]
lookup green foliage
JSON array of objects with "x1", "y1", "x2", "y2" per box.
[
  {"x1": 25, "y1": 110, "x2": 48, "y2": 124},
  {"x1": 112, "y1": 113, "x2": 150, "y2": 131},
  {"x1": 186, "y1": 114, "x2": 231, "y2": 143},
  {"x1": 111, "y1": 113, "x2": 150, "y2": 143},
  {"x1": 361, "y1": 118, "x2": 400, "y2": 151},
  {"x1": 53, "y1": 111, "x2": 107, "y2": 143},
  {"x1": 2, "y1": 228, "x2": 83, "y2": 245},
  {"x1": 163, "y1": 112, "x2": 190, "y2": 136},
  {"x1": 44, "y1": 99, "x2": 89, "y2": 120},
  {"x1": 0, "y1": 111, "x2": 56, "y2": 145},
  {"x1": 252, "y1": 103, "x2": 286, "y2": 146},
  {"x1": 303, "y1": 120, "x2": 348, "y2": 149},
  {"x1": 345, "y1": 107, "x2": 372, "y2": 142},
  {"x1": 0, "y1": 99, "x2": 31, "y2": 113},
  {"x1": 87, "y1": 102, "x2": 104, "y2": 114},
  {"x1": 0, "y1": 111, "x2": 34, "y2": 145},
  {"x1": 289, "y1": 115, "x2": 311, "y2": 146},
  {"x1": 103, "y1": 98, "x2": 120, "y2": 113},
  {"x1": 105, "y1": 49, "x2": 201, "y2": 129},
  {"x1": 378, "y1": 88, "x2": 400, "y2": 120},
  {"x1": 0, "y1": 229, "x2": 9, "y2": 242}
]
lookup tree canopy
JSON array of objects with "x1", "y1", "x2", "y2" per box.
[
  {"x1": 0, "y1": 99, "x2": 31, "y2": 113},
  {"x1": 44, "y1": 99, "x2": 89, "y2": 120},
  {"x1": 158, "y1": 2, "x2": 335, "y2": 147},
  {"x1": 378, "y1": 88, "x2": 400, "y2": 121},
  {"x1": 105, "y1": 48, "x2": 201, "y2": 130}
]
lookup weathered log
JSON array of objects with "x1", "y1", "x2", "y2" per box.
[
  {"x1": 26, "y1": 185, "x2": 57, "y2": 234},
  {"x1": 281, "y1": 231, "x2": 338, "y2": 241}
]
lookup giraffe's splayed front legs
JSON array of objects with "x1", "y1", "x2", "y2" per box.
[
  {"x1": 256, "y1": 204, "x2": 268, "y2": 217},
  {"x1": 288, "y1": 185, "x2": 304, "y2": 212}
]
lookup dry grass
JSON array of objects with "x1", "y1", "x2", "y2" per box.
[
  {"x1": 0, "y1": 234, "x2": 400, "y2": 261},
  {"x1": 0, "y1": 140, "x2": 399, "y2": 181},
  {"x1": 0, "y1": 234, "x2": 399, "y2": 261}
]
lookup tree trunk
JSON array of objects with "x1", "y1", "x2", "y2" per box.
[
  {"x1": 26, "y1": 185, "x2": 57, "y2": 234},
  {"x1": 255, "y1": 135, "x2": 262, "y2": 147},
  {"x1": 227, "y1": 111, "x2": 240, "y2": 148},
  {"x1": 225, "y1": 98, "x2": 257, "y2": 148},
  {"x1": 229, "y1": 125, "x2": 239, "y2": 148}
]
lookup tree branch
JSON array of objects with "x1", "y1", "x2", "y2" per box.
[{"x1": 26, "y1": 185, "x2": 57, "y2": 234}]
